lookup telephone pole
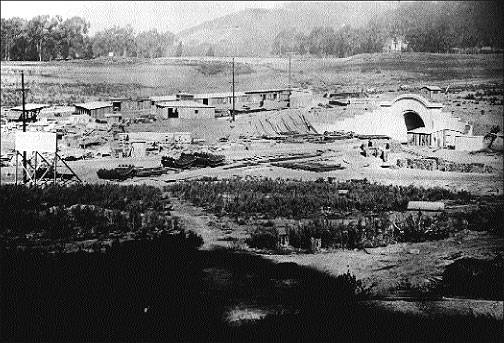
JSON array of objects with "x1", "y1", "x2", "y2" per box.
[
  {"x1": 288, "y1": 53, "x2": 292, "y2": 90},
  {"x1": 21, "y1": 71, "x2": 27, "y2": 183},
  {"x1": 232, "y1": 57, "x2": 235, "y2": 122}
]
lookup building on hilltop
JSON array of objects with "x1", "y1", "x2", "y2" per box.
[
  {"x1": 383, "y1": 36, "x2": 408, "y2": 53},
  {"x1": 420, "y1": 86, "x2": 443, "y2": 101}
]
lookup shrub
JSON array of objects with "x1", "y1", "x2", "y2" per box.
[
  {"x1": 166, "y1": 178, "x2": 477, "y2": 220},
  {"x1": 246, "y1": 229, "x2": 277, "y2": 250}
]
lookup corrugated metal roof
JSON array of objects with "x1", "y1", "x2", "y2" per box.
[
  {"x1": 156, "y1": 100, "x2": 215, "y2": 108},
  {"x1": 10, "y1": 103, "x2": 50, "y2": 111},
  {"x1": 193, "y1": 92, "x2": 246, "y2": 99},
  {"x1": 244, "y1": 88, "x2": 290, "y2": 94},
  {"x1": 150, "y1": 95, "x2": 177, "y2": 102},
  {"x1": 407, "y1": 201, "x2": 445, "y2": 211},
  {"x1": 421, "y1": 86, "x2": 442, "y2": 91},
  {"x1": 74, "y1": 101, "x2": 113, "y2": 110}
]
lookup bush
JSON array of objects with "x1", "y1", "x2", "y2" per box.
[
  {"x1": 166, "y1": 178, "x2": 477, "y2": 220},
  {"x1": 0, "y1": 184, "x2": 172, "y2": 242},
  {"x1": 246, "y1": 229, "x2": 277, "y2": 250}
]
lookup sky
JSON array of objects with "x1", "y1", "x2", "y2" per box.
[{"x1": 1, "y1": 1, "x2": 287, "y2": 34}]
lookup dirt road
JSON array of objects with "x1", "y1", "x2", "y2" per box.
[{"x1": 167, "y1": 196, "x2": 504, "y2": 297}]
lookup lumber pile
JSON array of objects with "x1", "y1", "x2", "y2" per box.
[
  {"x1": 273, "y1": 161, "x2": 346, "y2": 172},
  {"x1": 97, "y1": 165, "x2": 166, "y2": 180},
  {"x1": 161, "y1": 152, "x2": 226, "y2": 169}
]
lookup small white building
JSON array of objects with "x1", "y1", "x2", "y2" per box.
[
  {"x1": 383, "y1": 36, "x2": 408, "y2": 53},
  {"x1": 455, "y1": 135, "x2": 484, "y2": 151}
]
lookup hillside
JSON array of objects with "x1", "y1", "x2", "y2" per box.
[{"x1": 176, "y1": 2, "x2": 397, "y2": 57}]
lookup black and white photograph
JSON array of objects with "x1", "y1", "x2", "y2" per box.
[{"x1": 1, "y1": 1, "x2": 503, "y2": 341}]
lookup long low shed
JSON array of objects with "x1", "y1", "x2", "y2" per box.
[
  {"x1": 155, "y1": 101, "x2": 215, "y2": 119},
  {"x1": 74, "y1": 102, "x2": 113, "y2": 120}
]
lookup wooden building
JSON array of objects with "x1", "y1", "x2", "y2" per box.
[
  {"x1": 155, "y1": 101, "x2": 215, "y2": 119},
  {"x1": 408, "y1": 128, "x2": 465, "y2": 149},
  {"x1": 149, "y1": 95, "x2": 177, "y2": 106},
  {"x1": 420, "y1": 86, "x2": 443, "y2": 101},
  {"x1": 110, "y1": 97, "x2": 151, "y2": 113},
  {"x1": 407, "y1": 201, "x2": 445, "y2": 216},
  {"x1": 8, "y1": 103, "x2": 50, "y2": 122},
  {"x1": 244, "y1": 89, "x2": 291, "y2": 109},
  {"x1": 192, "y1": 92, "x2": 248, "y2": 107},
  {"x1": 74, "y1": 102, "x2": 113, "y2": 120}
]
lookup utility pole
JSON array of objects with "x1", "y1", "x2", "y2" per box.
[
  {"x1": 232, "y1": 57, "x2": 235, "y2": 122},
  {"x1": 288, "y1": 53, "x2": 292, "y2": 90},
  {"x1": 21, "y1": 71, "x2": 27, "y2": 183}
]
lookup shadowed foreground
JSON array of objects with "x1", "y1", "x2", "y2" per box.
[{"x1": 1, "y1": 235, "x2": 502, "y2": 342}]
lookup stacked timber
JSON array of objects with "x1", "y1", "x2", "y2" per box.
[{"x1": 161, "y1": 152, "x2": 226, "y2": 169}]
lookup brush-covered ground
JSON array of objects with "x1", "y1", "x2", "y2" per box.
[{"x1": 1, "y1": 53, "x2": 503, "y2": 106}]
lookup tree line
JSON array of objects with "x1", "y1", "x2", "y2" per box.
[
  {"x1": 1, "y1": 15, "x2": 176, "y2": 61},
  {"x1": 272, "y1": 1, "x2": 504, "y2": 56}
]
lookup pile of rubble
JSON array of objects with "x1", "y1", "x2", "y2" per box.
[{"x1": 396, "y1": 157, "x2": 493, "y2": 173}]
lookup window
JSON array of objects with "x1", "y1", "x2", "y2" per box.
[{"x1": 195, "y1": 110, "x2": 199, "y2": 114}]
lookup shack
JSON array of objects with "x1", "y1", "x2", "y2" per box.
[
  {"x1": 407, "y1": 201, "x2": 445, "y2": 216},
  {"x1": 407, "y1": 127, "x2": 433, "y2": 147},
  {"x1": 175, "y1": 93, "x2": 195, "y2": 101},
  {"x1": 276, "y1": 226, "x2": 290, "y2": 249},
  {"x1": 290, "y1": 90, "x2": 313, "y2": 108},
  {"x1": 420, "y1": 86, "x2": 443, "y2": 101},
  {"x1": 110, "y1": 97, "x2": 155, "y2": 115},
  {"x1": 192, "y1": 92, "x2": 248, "y2": 107},
  {"x1": 8, "y1": 103, "x2": 50, "y2": 122},
  {"x1": 149, "y1": 95, "x2": 177, "y2": 106},
  {"x1": 408, "y1": 128, "x2": 465, "y2": 149},
  {"x1": 244, "y1": 88, "x2": 291, "y2": 109},
  {"x1": 155, "y1": 101, "x2": 215, "y2": 119},
  {"x1": 74, "y1": 102, "x2": 113, "y2": 120}
]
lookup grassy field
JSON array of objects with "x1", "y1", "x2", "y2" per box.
[{"x1": 1, "y1": 53, "x2": 503, "y2": 107}]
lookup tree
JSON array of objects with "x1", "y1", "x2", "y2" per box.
[
  {"x1": 91, "y1": 25, "x2": 136, "y2": 58},
  {"x1": 206, "y1": 46, "x2": 215, "y2": 57},
  {"x1": 308, "y1": 27, "x2": 336, "y2": 56},
  {"x1": 60, "y1": 16, "x2": 90, "y2": 59},
  {"x1": 135, "y1": 29, "x2": 174, "y2": 58},
  {"x1": 272, "y1": 29, "x2": 298, "y2": 55},
  {"x1": 175, "y1": 41, "x2": 183, "y2": 57},
  {"x1": 26, "y1": 15, "x2": 50, "y2": 61}
]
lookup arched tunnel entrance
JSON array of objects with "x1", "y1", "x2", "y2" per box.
[{"x1": 403, "y1": 111, "x2": 425, "y2": 131}]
